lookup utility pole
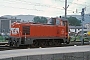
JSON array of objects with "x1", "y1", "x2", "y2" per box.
[
  {"x1": 63, "y1": 0, "x2": 69, "y2": 18},
  {"x1": 65, "y1": 0, "x2": 67, "y2": 18},
  {"x1": 81, "y1": 8, "x2": 85, "y2": 45}
]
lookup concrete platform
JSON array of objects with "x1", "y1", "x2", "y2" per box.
[{"x1": 0, "y1": 45, "x2": 90, "y2": 60}]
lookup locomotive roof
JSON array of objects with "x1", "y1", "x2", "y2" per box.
[
  {"x1": 60, "y1": 18, "x2": 68, "y2": 21},
  {"x1": 51, "y1": 17, "x2": 68, "y2": 21}
]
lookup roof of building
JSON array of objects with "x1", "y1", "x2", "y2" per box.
[
  {"x1": 0, "y1": 17, "x2": 21, "y2": 21},
  {"x1": 0, "y1": 17, "x2": 8, "y2": 19}
]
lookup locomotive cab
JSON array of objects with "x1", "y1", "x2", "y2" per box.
[
  {"x1": 47, "y1": 17, "x2": 69, "y2": 44},
  {"x1": 48, "y1": 17, "x2": 68, "y2": 26}
]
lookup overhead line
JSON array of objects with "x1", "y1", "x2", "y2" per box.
[
  {"x1": 14, "y1": 0, "x2": 90, "y2": 13},
  {"x1": 1, "y1": 0, "x2": 80, "y2": 14},
  {"x1": 3, "y1": 0, "x2": 64, "y2": 10},
  {"x1": 3, "y1": 0, "x2": 74, "y2": 11},
  {"x1": 56, "y1": 0, "x2": 90, "y2": 7},
  {"x1": 0, "y1": 4, "x2": 43, "y2": 11}
]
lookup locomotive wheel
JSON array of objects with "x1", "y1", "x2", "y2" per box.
[
  {"x1": 33, "y1": 40, "x2": 39, "y2": 48},
  {"x1": 13, "y1": 40, "x2": 16, "y2": 46},
  {"x1": 53, "y1": 40, "x2": 57, "y2": 46},
  {"x1": 10, "y1": 40, "x2": 19, "y2": 47},
  {"x1": 41, "y1": 43, "x2": 46, "y2": 47},
  {"x1": 52, "y1": 40, "x2": 61, "y2": 47},
  {"x1": 9, "y1": 42, "x2": 13, "y2": 47},
  {"x1": 66, "y1": 41, "x2": 70, "y2": 44},
  {"x1": 57, "y1": 40, "x2": 61, "y2": 46},
  {"x1": 12, "y1": 40, "x2": 16, "y2": 47},
  {"x1": 40, "y1": 41, "x2": 47, "y2": 48},
  {"x1": 9, "y1": 42, "x2": 15, "y2": 47},
  {"x1": 48, "y1": 41, "x2": 53, "y2": 46}
]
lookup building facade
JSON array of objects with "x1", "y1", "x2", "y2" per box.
[{"x1": 0, "y1": 17, "x2": 21, "y2": 33}]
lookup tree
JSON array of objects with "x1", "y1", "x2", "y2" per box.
[
  {"x1": 33, "y1": 16, "x2": 41, "y2": 23},
  {"x1": 67, "y1": 16, "x2": 81, "y2": 26},
  {"x1": 33, "y1": 16, "x2": 47, "y2": 23},
  {"x1": 40, "y1": 17, "x2": 47, "y2": 23}
]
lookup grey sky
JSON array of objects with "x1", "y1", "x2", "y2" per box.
[{"x1": 0, "y1": 0, "x2": 90, "y2": 17}]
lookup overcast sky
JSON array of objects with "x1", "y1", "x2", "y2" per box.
[{"x1": 0, "y1": 0, "x2": 90, "y2": 17}]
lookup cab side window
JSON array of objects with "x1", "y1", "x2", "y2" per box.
[{"x1": 56, "y1": 19, "x2": 60, "y2": 25}]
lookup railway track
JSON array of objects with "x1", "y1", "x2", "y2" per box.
[
  {"x1": 0, "y1": 42, "x2": 90, "y2": 51},
  {"x1": 0, "y1": 41, "x2": 90, "y2": 51},
  {"x1": 0, "y1": 46, "x2": 13, "y2": 51},
  {"x1": 0, "y1": 45, "x2": 28, "y2": 51},
  {"x1": 0, "y1": 42, "x2": 8, "y2": 45}
]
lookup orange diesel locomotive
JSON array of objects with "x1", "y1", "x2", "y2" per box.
[{"x1": 8, "y1": 17, "x2": 70, "y2": 47}]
